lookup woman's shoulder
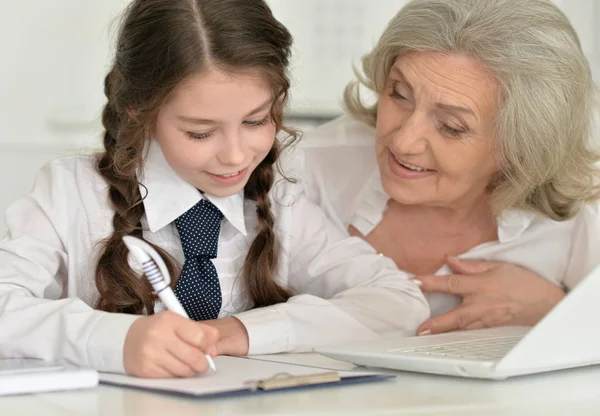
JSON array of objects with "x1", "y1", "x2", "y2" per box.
[
  {"x1": 301, "y1": 115, "x2": 377, "y2": 180},
  {"x1": 570, "y1": 200, "x2": 600, "y2": 230},
  {"x1": 533, "y1": 201, "x2": 600, "y2": 227},
  {"x1": 301, "y1": 115, "x2": 377, "y2": 157},
  {"x1": 273, "y1": 116, "x2": 380, "y2": 225},
  {"x1": 301, "y1": 115, "x2": 376, "y2": 146},
  {"x1": 502, "y1": 201, "x2": 600, "y2": 247}
]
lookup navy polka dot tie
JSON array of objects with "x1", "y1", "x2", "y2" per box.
[{"x1": 174, "y1": 199, "x2": 223, "y2": 321}]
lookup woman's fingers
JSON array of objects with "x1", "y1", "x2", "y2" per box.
[
  {"x1": 413, "y1": 273, "x2": 480, "y2": 296},
  {"x1": 418, "y1": 304, "x2": 489, "y2": 335},
  {"x1": 445, "y1": 257, "x2": 499, "y2": 275}
]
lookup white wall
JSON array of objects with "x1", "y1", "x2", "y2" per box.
[
  {"x1": 0, "y1": 0, "x2": 598, "y2": 235},
  {"x1": 0, "y1": 0, "x2": 129, "y2": 149},
  {"x1": 270, "y1": 0, "x2": 600, "y2": 118},
  {"x1": 268, "y1": 0, "x2": 410, "y2": 117},
  {"x1": 0, "y1": 0, "x2": 128, "y2": 234}
]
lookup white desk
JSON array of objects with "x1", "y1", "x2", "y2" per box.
[{"x1": 2, "y1": 364, "x2": 600, "y2": 416}]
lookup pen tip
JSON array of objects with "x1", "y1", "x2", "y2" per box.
[{"x1": 206, "y1": 354, "x2": 217, "y2": 372}]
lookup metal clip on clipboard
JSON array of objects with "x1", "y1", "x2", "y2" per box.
[{"x1": 245, "y1": 371, "x2": 341, "y2": 391}]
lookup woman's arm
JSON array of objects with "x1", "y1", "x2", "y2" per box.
[{"x1": 414, "y1": 202, "x2": 600, "y2": 335}]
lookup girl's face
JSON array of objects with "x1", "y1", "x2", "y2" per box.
[{"x1": 154, "y1": 68, "x2": 276, "y2": 197}]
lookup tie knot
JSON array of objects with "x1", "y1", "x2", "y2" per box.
[{"x1": 175, "y1": 199, "x2": 223, "y2": 259}]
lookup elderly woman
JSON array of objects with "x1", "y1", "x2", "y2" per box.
[{"x1": 299, "y1": 0, "x2": 600, "y2": 335}]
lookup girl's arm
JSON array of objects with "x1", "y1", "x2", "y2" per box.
[
  {"x1": 0, "y1": 159, "x2": 139, "y2": 373},
  {"x1": 234, "y1": 194, "x2": 429, "y2": 355}
]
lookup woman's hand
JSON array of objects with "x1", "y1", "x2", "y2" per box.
[
  {"x1": 123, "y1": 311, "x2": 219, "y2": 378},
  {"x1": 414, "y1": 257, "x2": 566, "y2": 335},
  {"x1": 203, "y1": 317, "x2": 250, "y2": 357}
]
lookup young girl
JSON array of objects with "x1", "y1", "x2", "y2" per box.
[{"x1": 0, "y1": 0, "x2": 427, "y2": 378}]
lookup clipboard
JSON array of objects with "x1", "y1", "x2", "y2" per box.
[
  {"x1": 245, "y1": 371, "x2": 341, "y2": 391},
  {"x1": 99, "y1": 356, "x2": 392, "y2": 398}
]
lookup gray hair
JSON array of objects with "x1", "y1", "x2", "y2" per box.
[{"x1": 345, "y1": 0, "x2": 600, "y2": 220}]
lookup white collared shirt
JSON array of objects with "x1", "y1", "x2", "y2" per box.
[
  {"x1": 298, "y1": 116, "x2": 600, "y2": 317},
  {"x1": 0, "y1": 139, "x2": 428, "y2": 373}
]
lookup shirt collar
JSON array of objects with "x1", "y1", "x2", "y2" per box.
[
  {"x1": 138, "y1": 140, "x2": 247, "y2": 235},
  {"x1": 496, "y1": 208, "x2": 536, "y2": 242}
]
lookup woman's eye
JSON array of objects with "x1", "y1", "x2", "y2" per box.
[
  {"x1": 441, "y1": 124, "x2": 465, "y2": 138},
  {"x1": 389, "y1": 90, "x2": 407, "y2": 101}
]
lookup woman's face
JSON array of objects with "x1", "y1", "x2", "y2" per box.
[{"x1": 375, "y1": 51, "x2": 501, "y2": 210}]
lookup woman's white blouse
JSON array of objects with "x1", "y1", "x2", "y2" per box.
[
  {"x1": 298, "y1": 116, "x2": 600, "y2": 317},
  {"x1": 0, "y1": 140, "x2": 428, "y2": 373}
]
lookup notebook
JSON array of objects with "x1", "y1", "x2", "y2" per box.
[
  {"x1": 316, "y1": 264, "x2": 600, "y2": 380},
  {"x1": 99, "y1": 355, "x2": 391, "y2": 397},
  {"x1": 0, "y1": 359, "x2": 99, "y2": 396}
]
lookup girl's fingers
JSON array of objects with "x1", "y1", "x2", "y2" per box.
[
  {"x1": 167, "y1": 338, "x2": 211, "y2": 374},
  {"x1": 155, "y1": 350, "x2": 195, "y2": 378}
]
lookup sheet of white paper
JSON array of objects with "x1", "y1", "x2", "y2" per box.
[
  {"x1": 247, "y1": 353, "x2": 357, "y2": 371},
  {"x1": 0, "y1": 358, "x2": 64, "y2": 375},
  {"x1": 0, "y1": 359, "x2": 98, "y2": 396},
  {"x1": 99, "y1": 356, "x2": 376, "y2": 397}
]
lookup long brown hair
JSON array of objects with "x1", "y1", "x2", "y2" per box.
[{"x1": 95, "y1": 0, "x2": 295, "y2": 314}]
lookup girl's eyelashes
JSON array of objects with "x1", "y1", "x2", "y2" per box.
[
  {"x1": 186, "y1": 115, "x2": 271, "y2": 141},
  {"x1": 187, "y1": 131, "x2": 213, "y2": 141},
  {"x1": 243, "y1": 115, "x2": 270, "y2": 127}
]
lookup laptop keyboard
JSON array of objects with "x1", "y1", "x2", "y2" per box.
[{"x1": 389, "y1": 336, "x2": 523, "y2": 361}]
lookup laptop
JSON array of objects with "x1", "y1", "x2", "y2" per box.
[{"x1": 316, "y1": 265, "x2": 600, "y2": 380}]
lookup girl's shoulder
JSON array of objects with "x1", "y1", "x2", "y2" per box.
[
  {"x1": 36, "y1": 153, "x2": 106, "y2": 191},
  {"x1": 1, "y1": 154, "x2": 112, "y2": 249},
  {"x1": 30, "y1": 154, "x2": 110, "y2": 212}
]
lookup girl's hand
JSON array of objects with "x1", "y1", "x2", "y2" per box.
[
  {"x1": 123, "y1": 311, "x2": 219, "y2": 378},
  {"x1": 414, "y1": 257, "x2": 565, "y2": 335},
  {"x1": 203, "y1": 317, "x2": 250, "y2": 357}
]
